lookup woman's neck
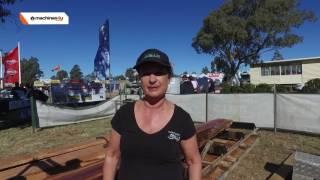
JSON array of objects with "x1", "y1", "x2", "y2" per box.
[{"x1": 143, "y1": 95, "x2": 167, "y2": 109}]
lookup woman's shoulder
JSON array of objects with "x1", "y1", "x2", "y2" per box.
[
  {"x1": 171, "y1": 103, "x2": 190, "y2": 117},
  {"x1": 117, "y1": 100, "x2": 135, "y2": 113}
]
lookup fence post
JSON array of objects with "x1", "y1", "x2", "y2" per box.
[
  {"x1": 206, "y1": 92, "x2": 208, "y2": 123},
  {"x1": 30, "y1": 95, "x2": 39, "y2": 133},
  {"x1": 273, "y1": 84, "x2": 277, "y2": 133}
]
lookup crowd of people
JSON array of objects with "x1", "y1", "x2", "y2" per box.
[{"x1": 180, "y1": 74, "x2": 216, "y2": 94}]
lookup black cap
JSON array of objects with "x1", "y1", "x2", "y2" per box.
[{"x1": 134, "y1": 49, "x2": 172, "y2": 72}]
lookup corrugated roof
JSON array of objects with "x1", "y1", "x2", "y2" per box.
[{"x1": 262, "y1": 56, "x2": 320, "y2": 64}]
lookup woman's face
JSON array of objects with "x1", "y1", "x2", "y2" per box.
[{"x1": 138, "y1": 63, "x2": 171, "y2": 99}]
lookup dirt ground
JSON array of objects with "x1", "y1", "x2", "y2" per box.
[{"x1": 226, "y1": 130, "x2": 320, "y2": 179}]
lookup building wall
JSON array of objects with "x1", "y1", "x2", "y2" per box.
[
  {"x1": 302, "y1": 63, "x2": 320, "y2": 83},
  {"x1": 251, "y1": 61, "x2": 320, "y2": 85}
]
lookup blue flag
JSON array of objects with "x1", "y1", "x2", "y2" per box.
[{"x1": 94, "y1": 20, "x2": 110, "y2": 80}]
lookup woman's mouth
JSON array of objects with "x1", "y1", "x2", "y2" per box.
[{"x1": 148, "y1": 86, "x2": 158, "y2": 91}]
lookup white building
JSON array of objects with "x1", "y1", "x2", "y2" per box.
[{"x1": 250, "y1": 57, "x2": 320, "y2": 88}]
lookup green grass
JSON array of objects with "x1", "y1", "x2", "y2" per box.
[
  {"x1": 226, "y1": 130, "x2": 320, "y2": 179},
  {"x1": 0, "y1": 118, "x2": 112, "y2": 158}
]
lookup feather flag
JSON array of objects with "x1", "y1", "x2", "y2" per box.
[
  {"x1": 94, "y1": 19, "x2": 110, "y2": 80},
  {"x1": 3, "y1": 45, "x2": 20, "y2": 86}
]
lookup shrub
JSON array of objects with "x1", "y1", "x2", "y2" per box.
[
  {"x1": 254, "y1": 83, "x2": 272, "y2": 93},
  {"x1": 302, "y1": 78, "x2": 320, "y2": 93},
  {"x1": 221, "y1": 83, "x2": 258, "y2": 93},
  {"x1": 221, "y1": 83, "x2": 232, "y2": 93},
  {"x1": 230, "y1": 86, "x2": 243, "y2": 93},
  {"x1": 241, "y1": 84, "x2": 256, "y2": 93},
  {"x1": 275, "y1": 85, "x2": 289, "y2": 93}
]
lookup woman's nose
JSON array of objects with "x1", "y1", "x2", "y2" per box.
[{"x1": 148, "y1": 74, "x2": 157, "y2": 83}]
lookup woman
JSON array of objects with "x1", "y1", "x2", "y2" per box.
[{"x1": 103, "y1": 49, "x2": 201, "y2": 180}]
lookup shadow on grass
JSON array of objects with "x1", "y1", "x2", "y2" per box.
[
  {"x1": 0, "y1": 110, "x2": 32, "y2": 130},
  {"x1": 264, "y1": 162, "x2": 293, "y2": 180},
  {"x1": 7, "y1": 158, "x2": 82, "y2": 180}
]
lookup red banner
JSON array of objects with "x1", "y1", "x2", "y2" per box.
[{"x1": 3, "y1": 46, "x2": 20, "y2": 86}]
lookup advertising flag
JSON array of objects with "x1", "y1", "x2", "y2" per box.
[
  {"x1": 3, "y1": 46, "x2": 20, "y2": 86},
  {"x1": 94, "y1": 19, "x2": 110, "y2": 80},
  {"x1": 51, "y1": 65, "x2": 61, "y2": 72}
]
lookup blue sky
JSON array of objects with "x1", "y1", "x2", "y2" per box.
[{"x1": 1, "y1": 0, "x2": 320, "y2": 79}]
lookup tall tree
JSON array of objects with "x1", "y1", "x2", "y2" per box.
[
  {"x1": 84, "y1": 72, "x2": 96, "y2": 82},
  {"x1": 50, "y1": 75, "x2": 56, "y2": 80},
  {"x1": 113, "y1": 75, "x2": 126, "y2": 80},
  {"x1": 272, "y1": 50, "x2": 284, "y2": 61},
  {"x1": 0, "y1": 0, "x2": 17, "y2": 23},
  {"x1": 125, "y1": 68, "x2": 136, "y2": 82},
  {"x1": 56, "y1": 70, "x2": 68, "y2": 81},
  {"x1": 202, "y1": 66, "x2": 209, "y2": 74},
  {"x1": 69, "y1": 64, "x2": 83, "y2": 81},
  {"x1": 20, "y1": 56, "x2": 43, "y2": 86},
  {"x1": 210, "y1": 61, "x2": 217, "y2": 72},
  {"x1": 192, "y1": 0, "x2": 316, "y2": 83}
]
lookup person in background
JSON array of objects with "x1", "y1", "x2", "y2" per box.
[
  {"x1": 190, "y1": 74, "x2": 199, "y2": 93},
  {"x1": 103, "y1": 48, "x2": 201, "y2": 180},
  {"x1": 197, "y1": 74, "x2": 209, "y2": 93},
  {"x1": 208, "y1": 78, "x2": 215, "y2": 93},
  {"x1": 11, "y1": 82, "x2": 27, "y2": 99},
  {"x1": 180, "y1": 74, "x2": 195, "y2": 94}
]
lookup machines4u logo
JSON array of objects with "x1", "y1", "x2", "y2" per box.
[{"x1": 20, "y1": 12, "x2": 69, "y2": 25}]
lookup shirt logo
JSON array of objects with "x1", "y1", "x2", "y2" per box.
[{"x1": 168, "y1": 131, "x2": 180, "y2": 142}]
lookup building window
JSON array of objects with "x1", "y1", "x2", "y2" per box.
[
  {"x1": 292, "y1": 64, "x2": 297, "y2": 75},
  {"x1": 281, "y1": 65, "x2": 286, "y2": 75},
  {"x1": 285, "y1": 65, "x2": 291, "y2": 75},
  {"x1": 271, "y1": 66, "x2": 280, "y2": 75},
  {"x1": 261, "y1": 66, "x2": 271, "y2": 76},
  {"x1": 261, "y1": 64, "x2": 302, "y2": 76},
  {"x1": 280, "y1": 64, "x2": 302, "y2": 75},
  {"x1": 297, "y1": 64, "x2": 302, "y2": 74}
]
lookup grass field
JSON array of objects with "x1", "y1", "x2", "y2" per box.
[
  {"x1": 0, "y1": 119, "x2": 319, "y2": 179},
  {"x1": 0, "y1": 118, "x2": 112, "y2": 158}
]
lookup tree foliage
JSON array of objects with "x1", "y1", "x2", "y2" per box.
[
  {"x1": 0, "y1": 0, "x2": 17, "y2": 23},
  {"x1": 113, "y1": 75, "x2": 126, "y2": 80},
  {"x1": 221, "y1": 83, "x2": 272, "y2": 93},
  {"x1": 56, "y1": 70, "x2": 68, "y2": 81},
  {"x1": 192, "y1": 0, "x2": 316, "y2": 82},
  {"x1": 210, "y1": 61, "x2": 217, "y2": 72},
  {"x1": 69, "y1": 64, "x2": 83, "y2": 81},
  {"x1": 20, "y1": 56, "x2": 43, "y2": 86},
  {"x1": 272, "y1": 50, "x2": 284, "y2": 60},
  {"x1": 84, "y1": 72, "x2": 96, "y2": 82},
  {"x1": 201, "y1": 66, "x2": 209, "y2": 74},
  {"x1": 125, "y1": 68, "x2": 136, "y2": 82}
]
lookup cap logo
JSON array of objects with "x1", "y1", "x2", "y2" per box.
[{"x1": 143, "y1": 53, "x2": 160, "y2": 59}]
